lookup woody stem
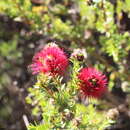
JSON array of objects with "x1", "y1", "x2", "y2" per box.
[{"x1": 41, "y1": 84, "x2": 55, "y2": 99}]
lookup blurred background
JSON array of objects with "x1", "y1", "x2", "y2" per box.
[{"x1": 0, "y1": 0, "x2": 130, "y2": 129}]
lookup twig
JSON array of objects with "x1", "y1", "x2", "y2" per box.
[
  {"x1": 41, "y1": 84, "x2": 55, "y2": 99},
  {"x1": 23, "y1": 114, "x2": 29, "y2": 128}
]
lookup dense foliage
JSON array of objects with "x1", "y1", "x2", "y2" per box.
[{"x1": 0, "y1": 0, "x2": 130, "y2": 130}]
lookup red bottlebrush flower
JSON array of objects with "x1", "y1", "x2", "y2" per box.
[
  {"x1": 30, "y1": 44, "x2": 68, "y2": 75},
  {"x1": 78, "y1": 67, "x2": 107, "y2": 98}
]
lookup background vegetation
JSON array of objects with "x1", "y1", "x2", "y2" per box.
[{"x1": 0, "y1": 0, "x2": 130, "y2": 129}]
